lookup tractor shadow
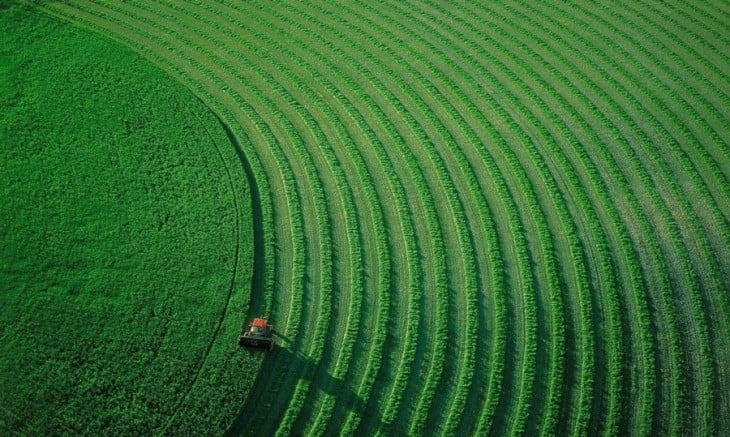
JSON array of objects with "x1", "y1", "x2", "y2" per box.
[
  {"x1": 227, "y1": 335, "x2": 376, "y2": 435},
  {"x1": 211, "y1": 110, "x2": 267, "y2": 318}
]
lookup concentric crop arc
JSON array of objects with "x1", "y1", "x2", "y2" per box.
[{"x1": 43, "y1": 1, "x2": 730, "y2": 435}]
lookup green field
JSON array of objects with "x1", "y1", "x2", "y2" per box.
[
  {"x1": 0, "y1": 3, "x2": 255, "y2": 434},
  {"x1": 2, "y1": 0, "x2": 729, "y2": 435}
]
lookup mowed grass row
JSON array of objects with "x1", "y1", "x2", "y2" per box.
[
  {"x1": 291, "y1": 4, "x2": 476, "y2": 433},
  {"x1": 196, "y1": 3, "x2": 432, "y2": 430},
  {"x1": 344, "y1": 4, "x2": 569, "y2": 434},
  {"x1": 442, "y1": 3, "x2": 656, "y2": 433},
  {"x1": 438, "y1": 0, "x2": 724, "y2": 432},
  {"x1": 466, "y1": 1, "x2": 724, "y2": 432},
  {"x1": 246, "y1": 2, "x2": 456, "y2": 432},
  {"x1": 370, "y1": 3, "x2": 596, "y2": 432},
  {"x1": 506, "y1": 2, "x2": 724, "y2": 432},
  {"x1": 185, "y1": 0, "x2": 456, "y2": 432},
  {"x1": 402, "y1": 5, "x2": 610, "y2": 434},
  {"x1": 429, "y1": 3, "x2": 652, "y2": 433},
  {"x1": 577, "y1": 2, "x2": 730, "y2": 420},
  {"x1": 512, "y1": 2, "x2": 724, "y2": 432},
  {"x1": 256, "y1": 2, "x2": 512, "y2": 432},
  {"x1": 39, "y1": 0, "x2": 730, "y2": 435},
  {"x1": 186, "y1": 3, "x2": 426, "y2": 432}
]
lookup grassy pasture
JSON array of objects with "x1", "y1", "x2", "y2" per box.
[
  {"x1": 0, "y1": 3, "x2": 254, "y2": 434},
  {"x1": 4, "y1": 0, "x2": 730, "y2": 435}
]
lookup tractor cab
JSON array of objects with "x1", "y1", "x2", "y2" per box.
[{"x1": 239, "y1": 317, "x2": 275, "y2": 351}]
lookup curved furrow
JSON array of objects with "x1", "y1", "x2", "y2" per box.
[
  {"x1": 178, "y1": 2, "x2": 392, "y2": 431},
  {"x1": 312, "y1": 7, "x2": 516, "y2": 429},
  {"x1": 269, "y1": 8, "x2": 522, "y2": 433},
  {"x1": 246, "y1": 6, "x2": 433, "y2": 432},
  {"x1": 620, "y1": 0, "x2": 730, "y2": 189},
  {"x1": 517, "y1": 2, "x2": 715, "y2": 433},
  {"x1": 633, "y1": 0, "x2": 730, "y2": 104},
  {"x1": 372, "y1": 2, "x2": 576, "y2": 432},
  {"x1": 433, "y1": 2, "x2": 658, "y2": 434},
  {"x1": 325, "y1": 4, "x2": 494, "y2": 433},
  {"x1": 219, "y1": 13, "x2": 420, "y2": 429},
  {"x1": 438, "y1": 4, "x2": 628, "y2": 434},
  {"x1": 438, "y1": 1, "x2": 676, "y2": 429},
  {"x1": 592, "y1": 4, "x2": 730, "y2": 323},
  {"x1": 263, "y1": 4, "x2": 455, "y2": 434},
  {"x1": 680, "y1": 2, "x2": 730, "y2": 39},
  {"x1": 538, "y1": 3, "x2": 721, "y2": 433},
  {"x1": 65, "y1": 2, "x2": 326, "y2": 432},
  {"x1": 219, "y1": 2, "x2": 486, "y2": 431},
  {"x1": 299, "y1": 11, "x2": 455, "y2": 434},
  {"x1": 362, "y1": 4, "x2": 525, "y2": 433},
  {"x1": 393, "y1": 5, "x2": 597, "y2": 435},
  {"x1": 426, "y1": 0, "x2": 660, "y2": 432},
  {"x1": 359, "y1": 3, "x2": 577, "y2": 434},
  {"x1": 216, "y1": 3, "x2": 440, "y2": 432},
  {"x1": 568, "y1": 4, "x2": 726, "y2": 433},
  {"x1": 575, "y1": 1, "x2": 730, "y2": 288},
  {"x1": 407, "y1": 3, "x2": 603, "y2": 434},
  {"x1": 329, "y1": 7, "x2": 535, "y2": 433},
  {"x1": 597, "y1": 4, "x2": 730, "y2": 396},
  {"x1": 489, "y1": 3, "x2": 686, "y2": 433}
]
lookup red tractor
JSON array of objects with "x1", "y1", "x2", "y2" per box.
[{"x1": 239, "y1": 317, "x2": 275, "y2": 351}]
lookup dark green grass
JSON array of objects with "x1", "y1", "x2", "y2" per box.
[{"x1": 0, "y1": 3, "x2": 255, "y2": 434}]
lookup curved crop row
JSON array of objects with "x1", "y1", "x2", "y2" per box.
[
  {"x1": 210, "y1": 2, "x2": 438, "y2": 432},
  {"x1": 595, "y1": 0, "x2": 730, "y2": 394},
  {"x1": 508, "y1": 2, "x2": 712, "y2": 434},
  {"x1": 356, "y1": 4, "x2": 576, "y2": 435},
  {"x1": 490, "y1": 2, "x2": 684, "y2": 433},
  {"x1": 450, "y1": 5, "x2": 626, "y2": 434},
  {"x1": 441, "y1": 3, "x2": 636, "y2": 433},
  {"x1": 256, "y1": 5, "x2": 458, "y2": 432},
  {"x1": 536, "y1": 3, "x2": 719, "y2": 433},
  {"x1": 400, "y1": 3, "x2": 599, "y2": 434},
  {"x1": 326, "y1": 4, "x2": 489, "y2": 433},
  {"x1": 174, "y1": 3, "x2": 378, "y2": 430},
  {"x1": 573, "y1": 0, "x2": 729, "y2": 291},
  {"x1": 308, "y1": 8, "x2": 516, "y2": 434},
  {"x1": 449, "y1": 2, "x2": 658, "y2": 433}
]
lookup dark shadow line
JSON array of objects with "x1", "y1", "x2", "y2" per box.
[{"x1": 209, "y1": 108, "x2": 266, "y2": 321}]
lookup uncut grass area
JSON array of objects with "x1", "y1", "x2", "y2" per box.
[{"x1": 0, "y1": 4, "x2": 256, "y2": 434}]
